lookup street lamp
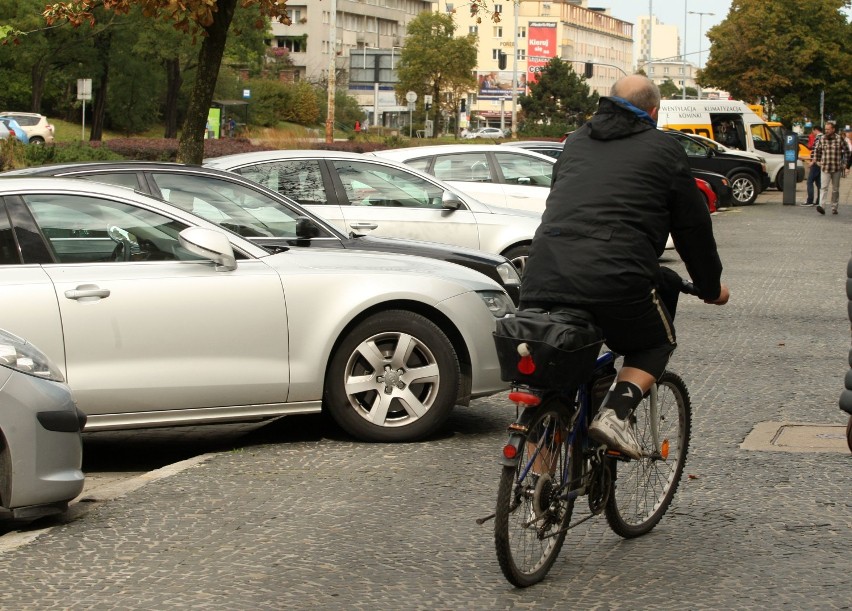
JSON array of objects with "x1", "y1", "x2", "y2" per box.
[
  {"x1": 682, "y1": 0, "x2": 688, "y2": 99},
  {"x1": 689, "y1": 10, "x2": 714, "y2": 100}
]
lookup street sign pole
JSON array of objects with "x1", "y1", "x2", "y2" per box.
[
  {"x1": 405, "y1": 91, "x2": 417, "y2": 138},
  {"x1": 77, "y1": 78, "x2": 92, "y2": 141}
]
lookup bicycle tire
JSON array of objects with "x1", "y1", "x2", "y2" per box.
[
  {"x1": 604, "y1": 371, "x2": 691, "y2": 538},
  {"x1": 494, "y1": 400, "x2": 577, "y2": 587}
]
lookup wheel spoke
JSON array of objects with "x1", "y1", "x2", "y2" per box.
[
  {"x1": 365, "y1": 392, "x2": 393, "y2": 425},
  {"x1": 344, "y1": 373, "x2": 379, "y2": 395},
  {"x1": 403, "y1": 361, "x2": 440, "y2": 386},
  {"x1": 390, "y1": 333, "x2": 416, "y2": 369},
  {"x1": 355, "y1": 338, "x2": 388, "y2": 371}
]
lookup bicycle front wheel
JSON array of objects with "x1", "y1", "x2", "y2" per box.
[
  {"x1": 605, "y1": 371, "x2": 691, "y2": 538},
  {"x1": 494, "y1": 401, "x2": 577, "y2": 587}
]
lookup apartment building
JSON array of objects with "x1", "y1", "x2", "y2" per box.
[
  {"x1": 265, "y1": 1, "x2": 632, "y2": 129},
  {"x1": 635, "y1": 15, "x2": 697, "y2": 93}
]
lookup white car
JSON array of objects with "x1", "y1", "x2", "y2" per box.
[
  {"x1": 370, "y1": 144, "x2": 556, "y2": 214},
  {"x1": 203, "y1": 150, "x2": 541, "y2": 274},
  {"x1": 0, "y1": 177, "x2": 515, "y2": 442},
  {"x1": 0, "y1": 112, "x2": 55, "y2": 144},
  {"x1": 463, "y1": 127, "x2": 507, "y2": 140}
]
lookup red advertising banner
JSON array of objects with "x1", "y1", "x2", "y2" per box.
[{"x1": 527, "y1": 22, "x2": 557, "y2": 86}]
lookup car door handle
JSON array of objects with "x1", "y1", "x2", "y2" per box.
[
  {"x1": 349, "y1": 222, "x2": 378, "y2": 230},
  {"x1": 64, "y1": 285, "x2": 111, "y2": 300}
]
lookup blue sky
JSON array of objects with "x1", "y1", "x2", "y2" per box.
[{"x1": 598, "y1": 0, "x2": 733, "y2": 65}]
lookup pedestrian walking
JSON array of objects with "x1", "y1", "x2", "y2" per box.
[
  {"x1": 814, "y1": 121, "x2": 848, "y2": 215},
  {"x1": 801, "y1": 125, "x2": 822, "y2": 206}
]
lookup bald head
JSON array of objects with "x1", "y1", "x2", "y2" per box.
[{"x1": 610, "y1": 74, "x2": 661, "y2": 113}]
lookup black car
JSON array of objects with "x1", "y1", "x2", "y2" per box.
[
  {"x1": 664, "y1": 130, "x2": 771, "y2": 206},
  {"x1": 1, "y1": 162, "x2": 521, "y2": 303}
]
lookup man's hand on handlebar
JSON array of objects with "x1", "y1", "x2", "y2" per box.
[{"x1": 704, "y1": 283, "x2": 730, "y2": 305}]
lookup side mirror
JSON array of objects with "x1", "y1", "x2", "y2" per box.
[
  {"x1": 441, "y1": 191, "x2": 463, "y2": 210},
  {"x1": 178, "y1": 227, "x2": 237, "y2": 271},
  {"x1": 295, "y1": 216, "x2": 321, "y2": 239}
]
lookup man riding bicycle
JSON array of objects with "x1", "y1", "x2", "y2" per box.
[{"x1": 520, "y1": 74, "x2": 730, "y2": 459}]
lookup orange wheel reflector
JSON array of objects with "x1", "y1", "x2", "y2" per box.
[
  {"x1": 503, "y1": 444, "x2": 518, "y2": 459},
  {"x1": 660, "y1": 439, "x2": 670, "y2": 460},
  {"x1": 507, "y1": 392, "x2": 541, "y2": 407}
]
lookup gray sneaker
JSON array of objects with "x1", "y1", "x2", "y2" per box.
[{"x1": 588, "y1": 408, "x2": 642, "y2": 459}]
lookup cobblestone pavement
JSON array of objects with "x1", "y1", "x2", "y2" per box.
[{"x1": 0, "y1": 181, "x2": 850, "y2": 609}]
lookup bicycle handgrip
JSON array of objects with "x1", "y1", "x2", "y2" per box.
[{"x1": 679, "y1": 279, "x2": 700, "y2": 296}]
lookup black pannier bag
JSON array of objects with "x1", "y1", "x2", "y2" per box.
[{"x1": 494, "y1": 308, "x2": 604, "y2": 388}]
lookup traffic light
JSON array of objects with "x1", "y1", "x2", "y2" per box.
[
  {"x1": 498, "y1": 51, "x2": 508, "y2": 71},
  {"x1": 425, "y1": 103, "x2": 432, "y2": 112},
  {"x1": 584, "y1": 62, "x2": 594, "y2": 79},
  {"x1": 460, "y1": 98, "x2": 466, "y2": 112}
]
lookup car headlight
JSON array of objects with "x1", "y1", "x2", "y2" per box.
[
  {"x1": 0, "y1": 329, "x2": 65, "y2": 382},
  {"x1": 496, "y1": 261, "x2": 521, "y2": 286},
  {"x1": 478, "y1": 290, "x2": 516, "y2": 318}
]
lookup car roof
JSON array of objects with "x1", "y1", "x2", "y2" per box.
[
  {"x1": 371, "y1": 144, "x2": 556, "y2": 162},
  {"x1": 203, "y1": 149, "x2": 367, "y2": 167}
]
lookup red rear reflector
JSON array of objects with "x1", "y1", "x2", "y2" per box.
[
  {"x1": 508, "y1": 392, "x2": 541, "y2": 407},
  {"x1": 503, "y1": 444, "x2": 518, "y2": 459},
  {"x1": 518, "y1": 354, "x2": 535, "y2": 375}
]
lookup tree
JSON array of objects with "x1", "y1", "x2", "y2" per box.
[
  {"x1": 658, "y1": 79, "x2": 680, "y2": 99},
  {"x1": 517, "y1": 58, "x2": 598, "y2": 136},
  {"x1": 700, "y1": 0, "x2": 852, "y2": 123},
  {"x1": 395, "y1": 12, "x2": 477, "y2": 135},
  {"x1": 42, "y1": 0, "x2": 290, "y2": 163}
]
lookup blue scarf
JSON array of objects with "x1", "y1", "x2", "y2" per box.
[{"x1": 609, "y1": 96, "x2": 657, "y2": 127}]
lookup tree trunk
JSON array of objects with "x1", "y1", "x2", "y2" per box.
[
  {"x1": 30, "y1": 61, "x2": 47, "y2": 112},
  {"x1": 163, "y1": 58, "x2": 182, "y2": 139},
  {"x1": 176, "y1": 0, "x2": 238, "y2": 164},
  {"x1": 89, "y1": 30, "x2": 113, "y2": 141}
]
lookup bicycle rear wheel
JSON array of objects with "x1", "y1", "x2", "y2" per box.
[
  {"x1": 494, "y1": 401, "x2": 577, "y2": 587},
  {"x1": 604, "y1": 371, "x2": 691, "y2": 538}
]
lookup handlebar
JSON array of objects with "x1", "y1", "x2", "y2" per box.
[{"x1": 679, "y1": 278, "x2": 700, "y2": 296}]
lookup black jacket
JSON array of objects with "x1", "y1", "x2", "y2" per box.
[{"x1": 521, "y1": 97, "x2": 723, "y2": 305}]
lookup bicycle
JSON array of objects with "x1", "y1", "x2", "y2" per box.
[{"x1": 479, "y1": 280, "x2": 697, "y2": 587}]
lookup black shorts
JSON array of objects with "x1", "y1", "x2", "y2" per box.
[{"x1": 521, "y1": 290, "x2": 676, "y2": 379}]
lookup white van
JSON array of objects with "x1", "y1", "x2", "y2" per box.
[{"x1": 658, "y1": 100, "x2": 803, "y2": 190}]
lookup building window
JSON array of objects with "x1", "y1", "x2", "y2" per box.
[
  {"x1": 663, "y1": 67, "x2": 669, "y2": 74},
  {"x1": 469, "y1": 25, "x2": 478, "y2": 35},
  {"x1": 492, "y1": 48, "x2": 500, "y2": 60},
  {"x1": 494, "y1": 4, "x2": 502, "y2": 13},
  {"x1": 678, "y1": 67, "x2": 684, "y2": 75},
  {"x1": 516, "y1": 49, "x2": 526, "y2": 60},
  {"x1": 446, "y1": 2, "x2": 454, "y2": 13},
  {"x1": 518, "y1": 26, "x2": 526, "y2": 38},
  {"x1": 493, "y1": 26, "x2": 503, "y2": 38},
  {"x1": 542, "y1": 3, "x2": 550, "y2": 15}
]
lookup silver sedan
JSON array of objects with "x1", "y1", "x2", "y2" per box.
[
  {"x1": 0, "y1": 178, "x2": 514, "y2": 442},
  {"x1": 0, "y1": 329, "x2": 85, "y2": 521}
]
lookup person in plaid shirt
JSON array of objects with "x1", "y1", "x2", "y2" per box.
[{"x1": 814, "y1": 120, "x2": 848, "y2": 215}]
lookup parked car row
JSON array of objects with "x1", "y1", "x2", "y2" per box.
[{"x1": 0, "y1": 129, "x2": 749, "y2": 522}]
